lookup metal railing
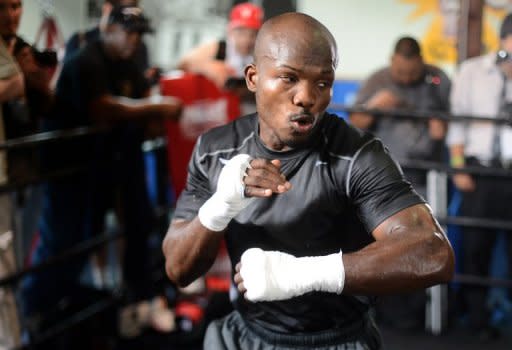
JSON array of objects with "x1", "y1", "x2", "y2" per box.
[
  {"x1": 2, "y1": 105, "x2": 512, "y2": 342},
  {"x1": 330, "y1": 103, "x2": 512, "y2": 335}
]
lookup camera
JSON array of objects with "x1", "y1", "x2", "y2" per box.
[
  {"x1": 32, "y1": 49, "x2": 58, "y2": 68},
  {"x1": 496, "y1": 50, "x2": 512, "y2": 64}
]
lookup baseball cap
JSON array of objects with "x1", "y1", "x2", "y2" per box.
[
  {"x1": 500, "y1": 13, "x2": 512, "y2": 39},
  {"x1": 108, "y1": 5, "x2": 154, "y2": 34},
  {"x1": 228, "y1": 2, "x2": 264, "y2": 30}
]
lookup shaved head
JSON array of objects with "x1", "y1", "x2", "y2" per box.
[
  {"x1": 253, "y1": 12, "x2": 338, "y2": 70},
  {"x1": 244, "y1": 12, "x2": 337, "y2": 151}
]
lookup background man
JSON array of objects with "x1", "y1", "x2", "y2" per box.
[
  {"x1": 447, "y1": 13, "x2": 512, "y2": 341},
  {"x1": 177, "y1": 2, "x2": 263, "y2": 115},
  {"x1": 351, "y1": 36, "x2": 450, "y2": 196},
  {"x1": 21, "y1": 5, "x2": 182, "y2": 334},
  {"x1": 0, "y1": 7, "x2": 24, "y2": 344}
]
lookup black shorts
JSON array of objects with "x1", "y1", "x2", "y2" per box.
[{"x1": 203, "y1": 311, "x2": 382, "y2": 350}]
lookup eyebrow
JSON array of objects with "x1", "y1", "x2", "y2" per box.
[{"x1": 277, "y1": 64, "x2": 333, "y2": 74}]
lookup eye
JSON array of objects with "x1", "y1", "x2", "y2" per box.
[
  {"x1": 279, "y1": 75, "x2": 296, "y2": 83},
  {"x1": 317, "y1": 81, "x2": 332, "y2": 89}
]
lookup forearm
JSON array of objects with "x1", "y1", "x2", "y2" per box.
[
  {"x1": 90, "y1": 96, "x2": 181, "y2": 123},
  {"x1": 342, "y1": 229, "x2": 454, "y2": 295},
  {"x1": 163, "y1": 218, "x2": 224, "y2": 287}
]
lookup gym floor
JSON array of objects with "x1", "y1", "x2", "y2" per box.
[{"x1": 380, "y1": 325, "x2": 512, "y2": 349}]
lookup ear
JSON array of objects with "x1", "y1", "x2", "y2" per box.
[{"x1": 245, "y1": 63, "x2": 257, "y2": 93}]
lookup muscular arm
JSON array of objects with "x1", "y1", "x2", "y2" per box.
[
  {"x1": 88, "y1": 94, "x2": 182, "y2": 124},
  {"x1": 163, "y1": 218, "x2": 224, "y2": 287},
  {"x1": 343, "y1": 203, "x2": 454, "y2": 295},
  {"x1": 234, "y1": 203, "x2": 455, "y2": 301},
  {"x1": 177, "y1": 41, "x2": 218, "y2": 72},
  {"x1": 177, "y1": 41, "x2": 235, "y2": 88},
  {"x1": 163, "y1": 158, "x2": 291, "y2": 287}
]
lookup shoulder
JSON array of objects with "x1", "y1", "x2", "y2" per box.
[
  {"x1": 79, "y1": 42, "x2": 104, "y2": 65},
  {"x1": 357, "y1": 67, "x2": 393, "y2": 93},
  {"x1": 457, "y1": 54, "x2": 492, "y2": 75},
  {"x1": 320, "y1": 114, "x2": 389, "y2": 168},
  {"x1": 62, "y1": 43, "x2": 103, "y2": 77},
  {"x1": 355, "y1": 67, "x2": 392, "y2": 103},
  {"x1": 195, "y1": 114, "x2": 256, "y2": 156},
  {"x1": 364, "y1": 67, "x2": 392, "y2": 83},
  {"x1": 321, "y1": 113, "x2": 376, "y2": 158},
  {"x1": 424, "y1": 64, "x2": 450, "y2": 81}
]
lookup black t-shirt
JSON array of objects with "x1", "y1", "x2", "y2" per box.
[
  {"x1": 47, "y1": 40, "x2": 149, "y2": 167},
  {"x1": 63, "y1": 27, "x2": 149, "y2": 73},
  {"x1": 174, "y1": 113, "x2": 424, "y2": 333},
  {"x1": 55, "y1": 39, "x2": 148, "y2": 126}
]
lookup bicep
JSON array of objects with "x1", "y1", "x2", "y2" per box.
[
  {"x1": 178, "y1": 42, "x2": 218, "y2": 69},
  {"x1": 372, "y1": 203, "x2": 440, "y2": 241},
  {"x1": 349, "y1": 139, "x2": 425, "y2": 232}
]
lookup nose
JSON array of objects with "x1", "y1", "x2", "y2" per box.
[{"x1": 292, "y1": 81, "x2": 315, "y2": 109}]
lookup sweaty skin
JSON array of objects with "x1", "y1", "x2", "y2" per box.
[{"x1": 163, "y1": 13, "x2": 454, "y2": 295}]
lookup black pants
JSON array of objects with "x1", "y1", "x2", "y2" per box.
[
  {"x1": 459, "y1": 159, "x2": 512, "y2": 330},
  {"x1": 203, "y1": 311, "x2": 381, "y2": 350}
]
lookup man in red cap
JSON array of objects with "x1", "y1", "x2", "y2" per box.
[{"x1": 177, "y1": 2, "x2": 263, "y2": 114}]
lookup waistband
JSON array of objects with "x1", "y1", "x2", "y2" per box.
[{"x1": 242, "y1": 312, "x2": 370, "y2": 348}]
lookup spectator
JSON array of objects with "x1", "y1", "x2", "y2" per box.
[
  {"x1": 177, "y1": 2, "x2": 263, "y2": 115},
  {"x1": 447, "y1": 13, "x2": 512, "y2": 341},
  {"x1": 163, "y1": 12, "x2": 454, "y2": 350},
  {"x1": 1, "y1": 0, "x2": 57, "y2": 177},
  {"x1": 64, "y1": 0, "x2": 159, "y2": 86},
  {"x1": 0, "y1": 23, "x2": 24, "y2": 349},
  {"x1": 350, "y1": 36, "x2": 451, "y2": 331},
  {"x1": 21, "y1": 4, "x2": 182, "y2": 335},
  {"x1": 351, "y1": 36, "x2": 450, "y2": 195}
]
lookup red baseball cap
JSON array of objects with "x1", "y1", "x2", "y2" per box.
[{"x1": 228, "y1": 2, "x2": 264, "y2": 30}]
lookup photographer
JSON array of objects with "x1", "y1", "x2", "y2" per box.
[
  {"x1": 447, "y1": 13, "x2": 512, "y2": 341},
  {"x1": 0, "y1": 32, "x2": 24, "y2": 350},
  {"x1": 177, "y1": 2, "x2": 263, "y2": 115},
  {"x1": 1, "y1": 0, "x2": 58, "y2": 179}
]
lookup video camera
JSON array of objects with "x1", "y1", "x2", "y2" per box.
[{"x1": 32, "y1": 49, "x2": 58, "y2": 68}]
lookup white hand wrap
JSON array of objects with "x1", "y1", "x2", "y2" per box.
[
  {"x1": 240, "y1": 248, "x2": 345, "y2": 302},
  {"x1": 198, "y1": 154, "x2": 253, "y2": 232}
]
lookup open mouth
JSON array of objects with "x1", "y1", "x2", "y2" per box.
[{"x1": 290, "y1": 114, "x2": 315, "y2": 133}]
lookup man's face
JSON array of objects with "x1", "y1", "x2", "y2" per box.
[
  {"x1": 107, "y1": 24, "x2": 141, "y2": 59},
  {"x1": 0, "y1": 0, "x2": 22, "y2": 39},
  {"x1": 390, "y1": 54, "x2": 424, "y2": 86},
  {"x1": 229, "y1": 27, "x2": 258, "y2": 56},
  {"x1": 246, "y1": 37, "x2": 335, "y2": 151}
]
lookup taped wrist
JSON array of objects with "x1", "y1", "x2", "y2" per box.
[
  {"x1": 240, "y1": 248, "x2": 345, "y2": 302},
  {"x1": 198, "y1": 154, "x2": 253, "y2": 232}
]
